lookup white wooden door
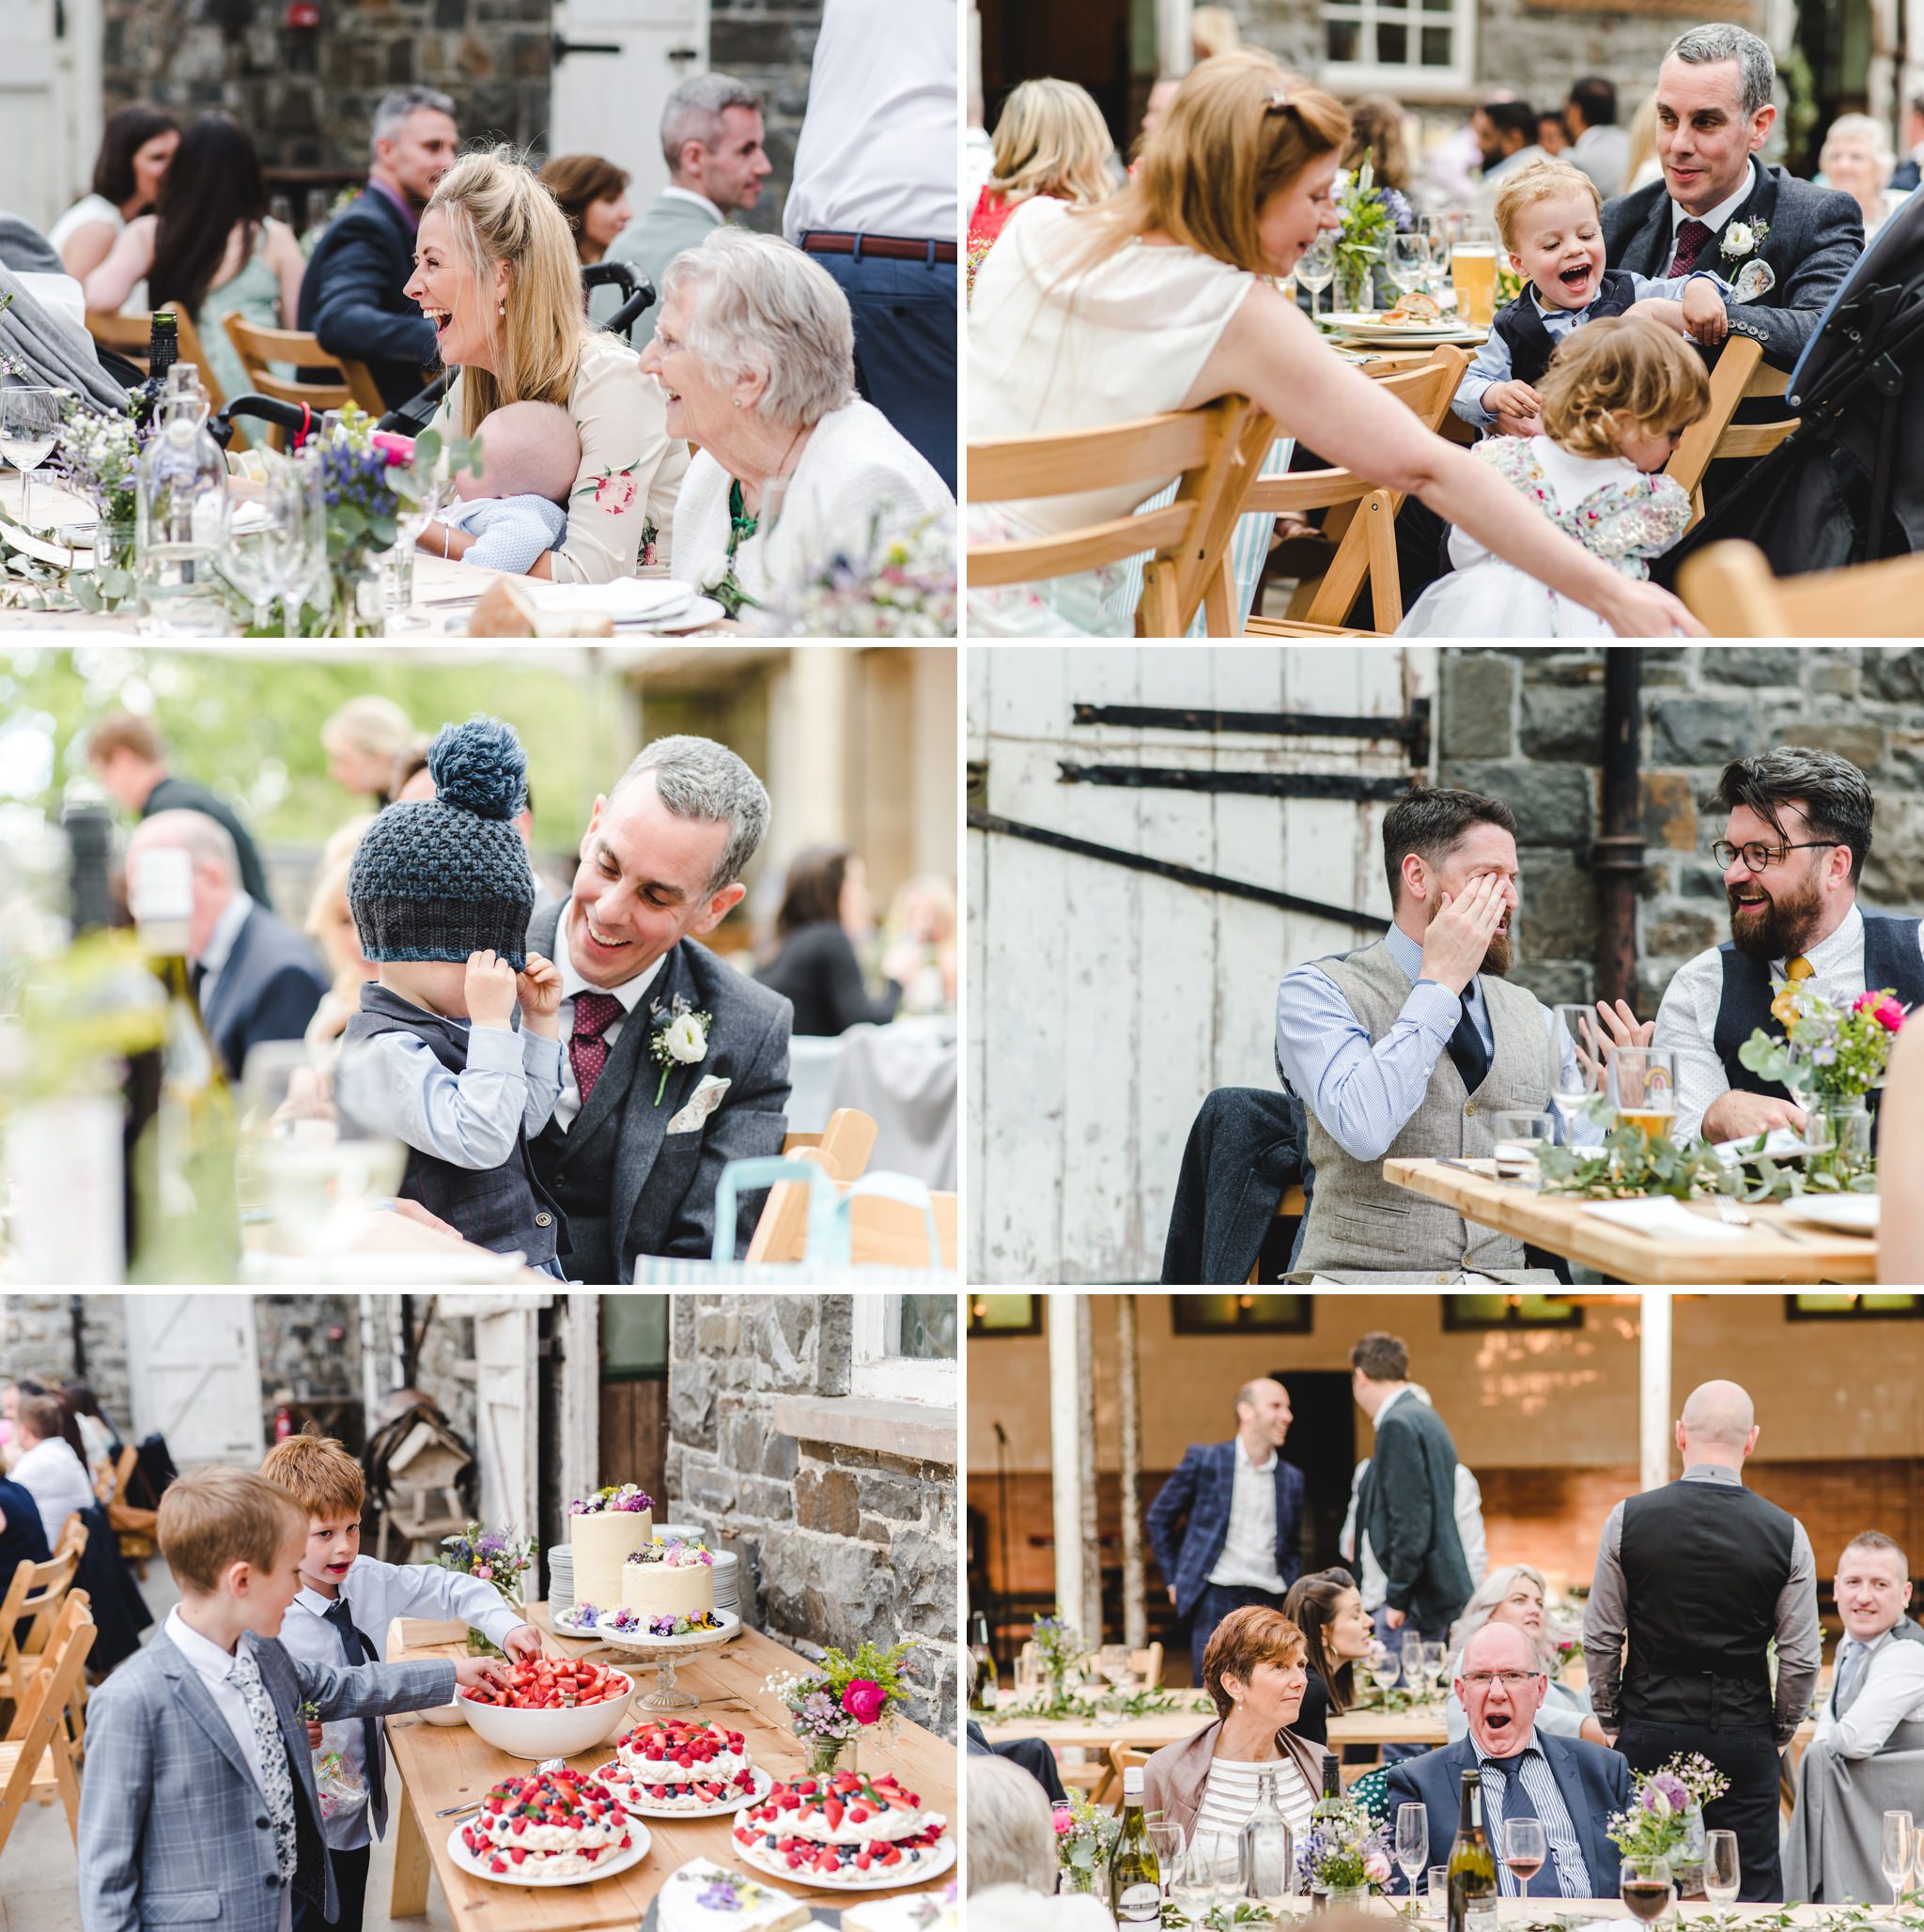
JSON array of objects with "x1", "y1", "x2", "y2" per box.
[
  {"x1": 472, "y1": 1297, "x2": 544, "y2": 1538},
  {"x1": 548, "y1": 0, "x2": 708, "y2": 209},
  {"x1": 124, "y1": 1295, "x2": 264, "y2": 1466},
  {"x1": 968, "y1": 644, "x2": 1435, "y2": 1283},
  {"x1": 0, "y1": 0, "x2": 99, "y2": 233}
]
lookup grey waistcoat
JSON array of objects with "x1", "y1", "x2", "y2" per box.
[{"x1": 1296, "y1": 941, "x2": 1554, "y2": 1278}]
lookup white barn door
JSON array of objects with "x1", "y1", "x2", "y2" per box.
[
  {"x1": 968, "y1": 644, "x2": 1435, "y2": 1283},
  {"x1": 472, "y1": 1297, "x2": 543, "y2": 1538},
  {"x1": 125, "y1": 1296, "x2": 264, "y2": 1466},
  {"x1": 0, "y1": 0, "x2": 100, "y2": 232},
  {"x1": 548, "y1": 0, "x2": 708, "y2": 208}
]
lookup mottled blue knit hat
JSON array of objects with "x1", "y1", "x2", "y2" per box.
[{"x1": 349, "y1": 717, "x2": 535, "y2": 969}]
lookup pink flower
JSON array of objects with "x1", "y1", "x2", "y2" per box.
[
  {"x1": 370, "y1": 432, "x2": 415, "y2": 465},
  {"x1": 1854, "y1": 992, "x2": 1879, "y2": 1013},
  {"x1": 1365, "y1": 1852, "x2": 1393, "y2": 1885},
  {"x1": 842, "y1": 1678, "x2": 886, "y2": 1725},
  {"x1": 1052, "y1": 1805, "x2": 1075, "y2": 1836},
  {"x1": 1876, "y1": 997, "x2": 1906, "y2": 1031},
  {"x1": 594, "y1": 471, "x2": 638, "y2": 513}
]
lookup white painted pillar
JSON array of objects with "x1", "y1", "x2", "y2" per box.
[
  {"x1": 558, "y1": 1294, "x2": 601, "y2": 1540},
  {"x1": 1639, "y1": 1291, "x2": 1673, "y2": 1493},
  {"x1": 1117, "y1": 1296, "x2": 1147, "y2": 1650},
  {"x1": 1048, "y1": 1292, "x2": 1090, "y2": 1634},
  {"x1": 1158, "y1": 0, "x2": 1194, "y2": 78}
]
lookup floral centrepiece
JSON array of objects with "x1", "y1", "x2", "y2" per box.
[
  {"x1": 1297, "y1": 1805, "x2": 1392, "y2": 1897},
  {"x1": 435, "y1": 1522, "x2": 535, "y2": 1655},
  {"x1": 1030, "y1": 1610, "x2": 1087, "y2": 1697},
  {"x1": 1741, "y1": 979, "x2": 1906, "y2": 1103},
  {"x1": 1607, "y1": 1754, "x2": 1730, "y2": 1866},
  {"x1": 767, "y1": 1635, "x2": 917, "y2": 1776},
  {"x1": 1332, "y1": 161, "x2": 1412, "y2": 313},
  {"x1": 1052, "y1": 1786, "x2": 1121, "y2": 1893},
  {"x1": 649, "y1": 995, "x2": 711, "y2": 1105},
  {"x1": 568, "y1": 1482, "x2": 656, "y2": 1516},
  {"x1": 758, "y1": 508, "x2": 957, "y2": 639}
]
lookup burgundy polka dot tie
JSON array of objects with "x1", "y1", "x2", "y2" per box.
[
  {"x1": 568, "y1": 992, "x2": 624, "y2": 1105},
  {"x1": 1668, "y1": 217, "x2": 1714, "y2": 276}
]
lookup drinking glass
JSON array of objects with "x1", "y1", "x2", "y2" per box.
[
  {"x1": 224, "y1": 453, "x2": 305, "y2": 634},
  {"x1": 1609, "y1": 1046, "x2": 1679, "y2": 1144},
  {"x1": 1914, "y1": 1825, "x2": 1924, "y2": 1899},
  {"x1": 1703, "y1": 1829, "x2": 1740, "y2": 1923},
  {"x1": 1621, "y1": 1858, "x2": 1675, "y2": 1924},
  {"x1": 1422, "y1": 219, "x2": 1455, "y2": 302},
  {"x1": 387, "y1": 464, "x2": 454, "y2": 628},
  {"x1": 1504, "y1": 1817, "x2": 1546, "y2": 1890},
  {"x1": 1194, "y1": 1831, "x2": 1248, "y2": 1911},
  {"x1": 0, "y1": 386, "x2": 62, "y2": 533},
  {"x1": 1883, "y1": 1811, "x2": 1915, "y2": 1910},
  {"x1": 1452, "y1": 224, "x2": 1498, "y2": 327},
  {"x1": 1367, "y1": 1639, "x2": 1402, "y2": 1692},
  {"x1": 1388, "y1": 234, "x2": 1428, "y2": 301},
  {"x1": 1423, "y1": 1640, "x2": 1451, "y2": 1694},
  {"x1": 1396, "y1": 1802, "x2": 1430, "y2": 1896},
  {"x1": 1097, "y1": 1642, "x2": 1135, "y2": 1690},
  {"x1": 1147, "y1": 1820, "x2": 1187, "y2": 1911},
  {"x1": 1297, "y1": 235, "x2": 1336, "y2": 321},
  {"x1": 1492, "y1": 1109, "x2": 1555, "y2": 1186},
  {"x1": 1427, "y1": 1864, "x2": 1450, "y2": 1920},
  {"x1": 1014, "y1": 1643, "x2": 1043, "y2": 1703},
  {"x1": 1549, "y1": 1002, "x2": 1603, "y2": 1135}
]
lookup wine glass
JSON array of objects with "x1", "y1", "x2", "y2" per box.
[
  {"x1": 1422, "y1": 1640, "x2": 1451, "y2": 1696},
  {"x1": 1367, "y1": 1639, "x2": 1402, "y2": 1693},
  {"x1": 1549, "y1": 1003, "x2": 1602, "y2": 1137},
  {"x1": 0, "y1": 386, "x2": 61, "y2": 533},
  {"x1": 1621, "y1": 1857, "x2": 1675, "y2": 1924},
  {"x1": 1396, "y1": 1802, "x2": 1429, "y2": 1897},
  {"x1": 1170, "y1": 1837, "x2": 1220, "y2": 1926},
  {"x1": 1883, "y1": 1811, "x2": 1916, "y2": 1911},
  {"x1": 224, "y1": 452, "x2": 306, "y2": 634},
  {"x1": 1388, "y1": 233, "x2": 1428, "y2": 302},
  {"x1": 1703, "y1": 1829, "x2": 1740, "y2": 1924},
  {"x1": 1422, "y1": 219, "x2": 1455, "y2": 303},
  {"x1": 1505, "y1": 1817, "x2": 1546, "y2": 1892},
  {"x1": 1195, "y1": 1831, "x2": 1248, "y2": 1913},
  {"x1": 1146, "y1": 1820, "x2": 1187, "y2": 1914},
  {"x1": 1297, "y1": 235, "x2": 1336, "y2": 321}
]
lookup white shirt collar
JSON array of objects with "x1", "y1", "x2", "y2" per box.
[
  {"x1": 659, "y1": 184, "x2": 726, "y2": 224},
  {"x1": 1235, "y1": 1438, "x2": 1279, "y2": 1474},
  {"x1": 293, "y1": 1584, "x2": 339, "y2": 1615},
  {"x1": 1773, "y1": 899, "x2": 1862, "y2": 973},
  {"x1": 1671, "y1": 157, "x2": 1758, "y2": 238},
  {"x1": 1374, "y1": 1385, "x2": 1415, "y2": 1427},
  {"x1": 554, "y1": 902, "x2": 666, "y2": 1014},
  {"x1": 201, "y1": 891, "x2": 253, "y2": 974},
  {"x1": 165, "y1": 1604, "x2": 243, "y2": 1680}
]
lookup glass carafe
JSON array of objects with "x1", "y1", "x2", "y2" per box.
[{"x1": 135, "y1": 364, "x2": 233, "y2": 636}]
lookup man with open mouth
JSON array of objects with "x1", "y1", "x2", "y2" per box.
[{"x1": 1651, "y1": 746, "x2": 1924, "y2": 1142}]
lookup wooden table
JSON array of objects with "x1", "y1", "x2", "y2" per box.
[
  {"x1": 978, "y1": 1697, "x2": 1451, "y2": 1754},
  {"x1": 1384, "y1": 1158, "x2": 1876, "y2": 1285},
  {"x1": 242, "y1": 1208, "x2": 551, "y2": 1286},
  {"x1": 384, "y1": 1606, "x2": 954, "y2": 1930}
]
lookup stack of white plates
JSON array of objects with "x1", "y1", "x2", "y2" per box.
[
  {"x1": 548, "y1": 1545, "x2": 574, "y2": 1620},
  {"x1": 522, "y1": 579, "x2": 724, "y2": 633},
  {"x1": 658, "y1": 1521, "x2": 739, "y2": 1619}
]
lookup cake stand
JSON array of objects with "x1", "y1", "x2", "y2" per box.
[{"x1": 556, "y1": 1609, "x2": 741, "y2": 1710}]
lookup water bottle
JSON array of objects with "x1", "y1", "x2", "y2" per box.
[{"x1": 135, "y1": 364, "x2": 233, "y2": 636}]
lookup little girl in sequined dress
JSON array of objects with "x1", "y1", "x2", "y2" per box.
[{"x1": 1399, "y1": 315, "x2": 1710, "y2": 639}]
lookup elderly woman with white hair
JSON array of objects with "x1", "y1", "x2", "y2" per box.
[
  {"x1": 969, "y1": 1756, "x2": 1116, "y2": 1931},
  {"x1": 641, "y1": 226, "x2": 953, "y2": 617},
  {"x1": 1821, "y1": 113, "x2": 1912, "y2": 243},
  {"x1": 1444, "y1": 1563, "x2": 1605, "y2": 1744}
]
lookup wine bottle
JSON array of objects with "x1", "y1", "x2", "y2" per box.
[
  {"x1": 132, "y1": 310, "x2": 179, "y2": 431},
  {"x1": 127, "y1": 843, "x2": 242, "y2": 1283},
  {"x1": 969, "y1": 1610, "x2": 1001, "y2": 1711},
  {"x1": 1312, "y1": 1751, "x2": 1347, "y2": 1823},
  {"x1": 1447, "y1": 1769, "x2": 1498, "y2": 1932},
  {"x1": 1108, "y1": 1766, "x2": 1161, "y2": 1925}
]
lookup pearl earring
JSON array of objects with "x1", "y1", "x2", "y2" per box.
[
  {"x1": 732, "y1": 396, "x2": 743, "y2": 408},
  {"x1": 497, "y1": 301, "x2": 506, "y2": 316}
]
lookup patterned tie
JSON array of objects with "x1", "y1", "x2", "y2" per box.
[
  {"x1": 568, "y1": 991, "x2": 624, "y2": 1105},
  {"x1": 228, "y1": 1643, "x2": 299, "y2": 1885},
  {"x1": 1669, "y1": 217, "x2": 1715, "y2": 276},
  {"x1": 322, "y1": 1596, "x2": 388, "y2": 1833}
]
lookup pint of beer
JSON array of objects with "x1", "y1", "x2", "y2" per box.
[{"x1": 1454, "y1": 245, "x2": 1498, "y2": 327}]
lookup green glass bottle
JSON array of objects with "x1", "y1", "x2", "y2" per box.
[
  {"x1": 127, "y1": 844, "x2": 241, "y2": 1283},
  {"x1": 1108, "y1": 1766, "x2": 1162, "y2": 1925},
  {"x1": 1448, "y1": 1768, "x2": 1498, "y2": 1932}
]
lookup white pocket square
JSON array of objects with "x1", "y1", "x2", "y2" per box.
[{"x1": 666, "y1": 1074, "x2": 730, "y2": 1135}]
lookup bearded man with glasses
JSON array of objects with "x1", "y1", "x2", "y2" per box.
[{"x1": 1649, "y1": 746, "x2": 1924, "y2": 1142}]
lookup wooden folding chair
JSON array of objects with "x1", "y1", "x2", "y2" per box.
[
  {"x1": 969, "y1": 395, "x2": 1267, "y2": 636},
  {"x1": 0, "y1": 1592, "x2": 95, "y2": 1850},
  {"x1": 85, "y1": 307, "x2": 228, "y2": 416},
  {"x1": 744, "y1": 1108, "x2": 880, "y2": 1264},
  {"x1": 1248, "y1": 1185, "x2": 1311, "y2": 1287},
  {"x1": 0, "y1": 1531, "x2": 85, "y2": 1711},
  {"x1": 1680, "y1": 538, "x2": 1924, "y2": 637},
  {"x1": 1087, "y1": 1741, "x2": 1153, "y2": 1812},
  {"x1": 1132, "y1": 1642, "x2": 1165, "y2": 1690},
  {"x1": 1236, "y1": 345, "x2": 1472, "y2": 636},
  {"x1": 1664, "y1": 335, "x2": 1798, "y2": 528},
  {"x1": 221, "y1": 316, "x2": 387, "y2": 443}
]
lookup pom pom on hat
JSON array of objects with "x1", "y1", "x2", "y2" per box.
[{"x1": 428, "y1": 716, "x2": 527, "y2": 822}]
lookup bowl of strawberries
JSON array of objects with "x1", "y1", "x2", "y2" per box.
[{"x1": 458, "y1": 1654, "x2": 638, "y2": 1759}]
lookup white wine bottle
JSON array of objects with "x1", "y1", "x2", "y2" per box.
[
  {"x1": 1108, "y1": 1766, "x2": 1162, "y2": 1925},
  {"x1": 127, "y1": 845, "x2": 241, "y2": 1283},
  {"x1": 1448, "y1": 1768, "x2": 1498, "y2": 1932}
]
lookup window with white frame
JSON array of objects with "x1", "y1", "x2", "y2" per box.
[
  {"x1": 850, "y1": 1294, "x2": 956, "y2": 1407},
  {"x1": 1323, "y1": 0, "x2": 1473, "y2": 92}
]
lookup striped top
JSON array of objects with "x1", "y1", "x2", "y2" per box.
[{"x1": 1194, "y1": 1754, "x2": 1318, "y2": 1842}]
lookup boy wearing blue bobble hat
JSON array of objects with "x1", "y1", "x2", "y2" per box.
[{"x1": 338, "y1": 716, "x2": 570, "y2": 1277}]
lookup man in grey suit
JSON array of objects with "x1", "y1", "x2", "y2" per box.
[
  {"x1": 79, "y1": 1465, "x2": 492, "y2": 1932},
  {"x1": 606, "y1": 73, "x2": 772, "y2": 349},
  {"x1": 524, "y1": 734, "x2": 792, "y2": 1281}
]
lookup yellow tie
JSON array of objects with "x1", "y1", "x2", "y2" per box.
[{"x1": 1786, "y1": 956, "x2": 1815, "y2": 981}]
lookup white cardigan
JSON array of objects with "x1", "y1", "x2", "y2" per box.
[{"x1": 670, "y1": 396, "x2": 952, "y2": 606}]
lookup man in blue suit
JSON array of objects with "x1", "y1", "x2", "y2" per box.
[
  {"x1": 1147, "y1": 1378, "x2": 1304, "y2": 1684},
  {"x1": 1387, "y1": 1622, "x2": 1630, "y2": 1897}
]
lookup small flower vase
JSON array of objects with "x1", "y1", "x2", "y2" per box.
[
  {"x1": 1338, "y1": 255, "x2": 1380, "y2": 315},
  {"x1": 1672, "y1": 1806, "x2": 1707, "y2": 1900},
  {"x1": 1327, "y1": 1884, "x2": 1370, "y2": 1910},
  {"x1": 323, "y1": 560, "x2": 387, "y2": 638},
  {"x1": 1808, "y1": 1097, "x2": 1871, "y2": 1184},
  {"x1": 91, "y1": 516, "x2": 138, "y2": 607},
  {"x1": 806, "y1": 1736, "x2": 851, "y2": 1778}
]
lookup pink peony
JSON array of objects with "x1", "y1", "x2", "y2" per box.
[
  {"x1": 594, "y1": 471, "x2": 638, "y2": 513},
  {"x1": 1365, "y1": 1852, "x2": 1393, "y2": 1885},
  {"x1": 842, "y1": 1678, "x2": 886, "y2": 1725},
  {"x1": 1854, "y1": 992, "x2": 1879, "y2": 1013},
  {"x1": 1877, "y1": 997, "x2": 1906, "y2": 1031},
  {"x1": 1052, "y1": 1805, "x2": 1075, "y2": 1836},
  {"x1": 370, "y1": 431, "x2": 415, "y2": 465}
]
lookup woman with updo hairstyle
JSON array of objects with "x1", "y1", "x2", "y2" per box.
[
  {"x1": 968, "y1": 79, "x2": 1117, "y2": 300},
  {"x1": 968, "y1": 48, "x2": 1698, "y2": 639},
  {"x1": 1282, "y1": 1565, "x2": 1377, "y2": 1745},
  {"x1": 407, "y1": 147, "x2": 689, "y2": 582},
  {"x1": 1141, "y1": 1604, "x2": 1328, "y2": 1845}
]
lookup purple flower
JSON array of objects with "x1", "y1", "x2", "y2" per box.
[{"x1": 1385, "y1": 187, "x2": 1415, "y2": 230}]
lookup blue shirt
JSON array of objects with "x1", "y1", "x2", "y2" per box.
[
  {"x1": 1452, "y1": 270, "x2": 1731, "y2": 428},
  {"x1": 336, "y1": 1019, "x2": 561, "y2": 1169},
  {"x1": 458, "y1": 494, "x2": 569, "y2": 574},
  {"x1": 1273, "y1": 923, "x2": 1594, "y2": 1162}
]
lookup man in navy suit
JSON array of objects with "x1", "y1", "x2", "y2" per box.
[
  {"x1": 299, "y1": 85, "x2": 460, "y2": 410},
  {"x1": 1147, "y1": 1379, "x2": 1304, "y2": 1684},
  {"x1": 1387, "y1": 1622, "x2": 1630, "y2": 1898},
  {"x1": 127, "y1": 811, "x2": 329, "y2": 1083}
]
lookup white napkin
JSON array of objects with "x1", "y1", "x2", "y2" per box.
[
  {"x1": 1578, "y1": 1198, "x2": 1752, "y2": 1241},
  {"x1": 1712, "y1": 1125, "x2": 1817, "y2": 1166},
  {"x1": 523, "y1": 577, "x2": 694, "y2": 623}
]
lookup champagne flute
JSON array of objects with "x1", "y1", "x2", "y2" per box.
[
  {"x1": 1550, "y1": 1002, "x2": 1601, "y2": 1137},
  {"x1": 1423, "y1": 219, "x2": 1455, "y2": 303},
  {"x1": 1621, "y1": 1857, "x2": 1675, "y2": 1924},
  {"x1": 1883, "y1": 1811, "x2": 1915, "y2": 1911},
  {"x1": 1170, "y1": 1838, "x2": 1218, "y2": 1926},
  {"x1": 0, "y1": 386, "x2": 62, "y2": 533},
  {"x1": 1147, "y1": 1820, "x2": 1187, "y2": 1915},
  {"x1": 1703, "y1": 1829, "x2": 1740, "y2": 1924},
  {"x1": 1396, "y1": 1802, "x2": 1430, "y2": 1897},
  {"x1": 1504, "y1": 1817, "x2": 1546, "y2": 1891},
  {"x1": 1423, "y1": 1639, "x2": 1451, "y2": 1696},
  {"x1": 1297, "y1": 235, "x2": 1336, "y2": 322}
]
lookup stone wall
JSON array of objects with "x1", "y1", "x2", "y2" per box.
[
  {"x1": 710, "y1": 0, "x2": 824, "y2": 236},
  {"x1": 0, "y1": 1294, "x2": 132, "y2": 1426},
  {"x1": 256, "y1": 1294, "x2": 362, "y2": 1417},
  {"x1": 1436, "y1": 647, "x2": 1924, "y2": 1012},
  {"x1": 664, "y1": 1295, "x2": 959, "y2": 1735}
]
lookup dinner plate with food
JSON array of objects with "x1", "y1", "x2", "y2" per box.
[{"x1": 1322, "y1": 291, "x2": 1487, "y2": 344}]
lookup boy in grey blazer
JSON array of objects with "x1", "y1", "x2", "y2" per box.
[{"x1": 79, "y1": 1466, "x2": 507, "y2": 1932}]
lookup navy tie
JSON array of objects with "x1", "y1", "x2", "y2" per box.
[
  {"x1": 1449, "y1": 995, "x2": 1492, "y2": 1094},
  {"x1": 322, "y1": 1596, "x2": 388, "y2": 1835}
]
